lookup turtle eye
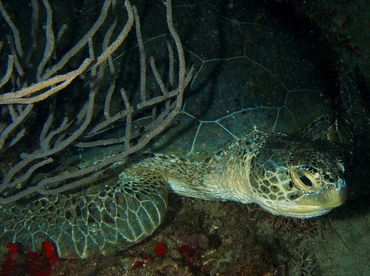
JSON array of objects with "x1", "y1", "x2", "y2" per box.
[
  {"x1": 291, "y1": 169, "x2": 318, "y2": 192},
  {"x1": 299, "y1": 175, "x2": 312, "y2": 187}
]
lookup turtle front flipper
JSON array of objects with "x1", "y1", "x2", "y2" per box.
[{"x1": 0, "y1": 166, "x2": 168, "y2": 259}]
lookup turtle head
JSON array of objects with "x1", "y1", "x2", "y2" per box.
[{"x1": 249, "y1": 137, "x2": 347, "y2": 219}]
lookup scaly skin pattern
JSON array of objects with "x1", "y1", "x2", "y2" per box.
[
  {"x1": 0, "y1": 130, "x2": 346, "y2": 259},
  {"x1": 0, "y1": 167, "x2": 168, "y2": 259},
  {"x1": 142, "y1": 130, "x2": 346, "y2": 218}
]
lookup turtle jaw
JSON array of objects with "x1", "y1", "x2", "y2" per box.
[
  {"x1": 289, "y1": 179, "x2": 347, "y2": 218},
  {"x1": 262, "y1": 179, "x2": 347, "y2": 219}
]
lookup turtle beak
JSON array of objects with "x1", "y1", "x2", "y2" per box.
[
  {"x1": 277, "y1": 179, "x2": 347, "y2": 219},
  {"x1": 297, "y1": 179, "x2": 347, "y2": 210},
  {"x1": 321, "y1": 180, "x2": 347, "y2": 209}
]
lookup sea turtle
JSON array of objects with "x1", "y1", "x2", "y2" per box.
[{"x1": 0, "y1": 0, "x2": 366, "y2": 260}]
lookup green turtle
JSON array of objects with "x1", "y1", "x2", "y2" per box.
[
  {"x1": 0, "y1": 0, "x2": 366, "y2": 260},
  {"x1": 0, "y1": 129, "x2": 347, "y2": 259}
]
